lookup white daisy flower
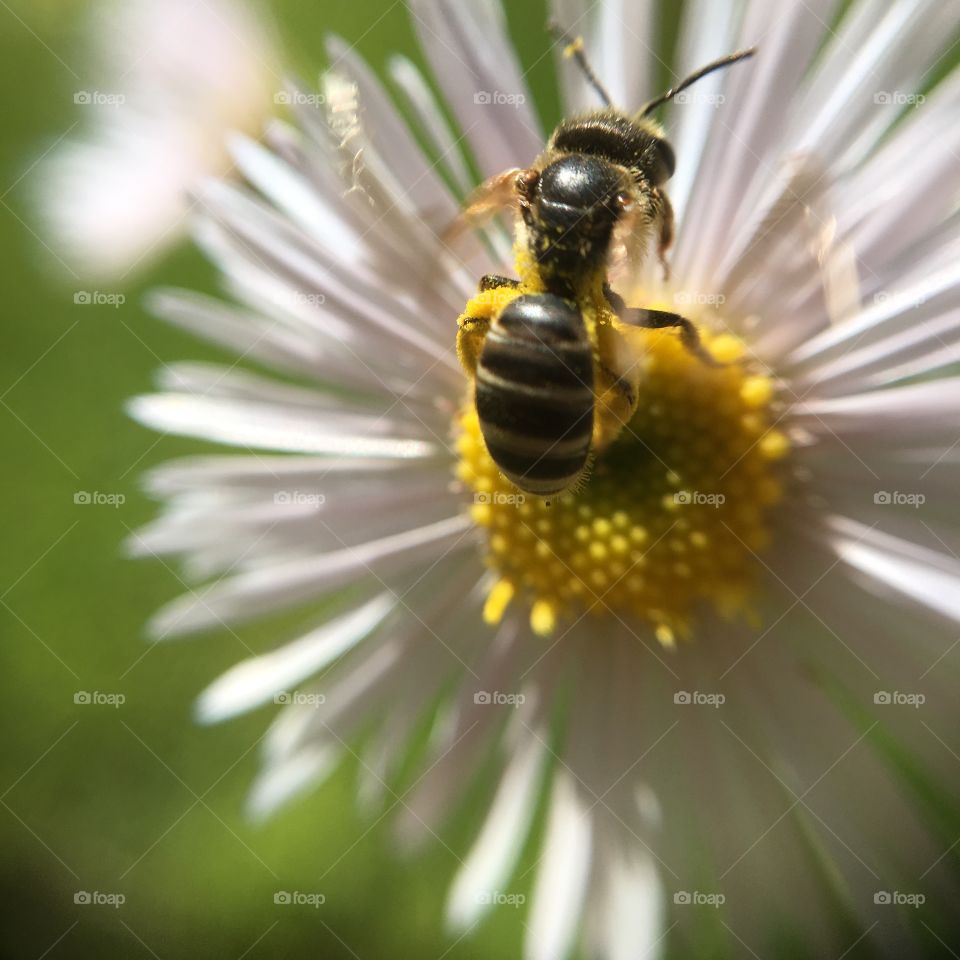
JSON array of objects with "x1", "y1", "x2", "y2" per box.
[
  {"x1": 38, "y1": 0, "x2": 281, "y2": 280},
  {"x1": 129, "y1": 0, "x2": 960, "y2": 957}
]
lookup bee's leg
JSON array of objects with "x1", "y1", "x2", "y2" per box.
[
  {"x1": 624, "y1": 306, "x2": 721, "y2": 367},
  {"x1": 656, "y1": 190, "x2": 675, "y2": 282},
  {"x1": 593, "y1": 320, "x2": 641, "y2": 450},
  {"x1": 602, "y1": 283, "x2": 627, "y2": 316},
  {"x1": 479, "y1": 274, "x2": 521, "y2": 291},
  {"x1": 456, "y1": 313, "x2": 490, "y2": 377}
]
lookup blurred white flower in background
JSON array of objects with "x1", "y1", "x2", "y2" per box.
[{"x1": 37, "y1": 0, "x2": 281, "y2": 280}]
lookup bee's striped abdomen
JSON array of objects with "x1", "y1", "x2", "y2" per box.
[{"x1": 475, "y1": 293, "x2": 594, "y2": 496}]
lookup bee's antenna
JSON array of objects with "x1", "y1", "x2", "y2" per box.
[
  {"x1": 548, "y1": 21, "x2": 612, "y2": 107},
  {"x1": 638, "y1": 48, "x2": 756, "y2": 117}
]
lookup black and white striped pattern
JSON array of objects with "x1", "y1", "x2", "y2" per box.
[{"x1": 475, "y1": 294, "x2": 594, "y2": 496}]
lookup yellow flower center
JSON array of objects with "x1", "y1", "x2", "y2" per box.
[{"x1": 455, "y1": 306, "x2": 789, "y2": 646}]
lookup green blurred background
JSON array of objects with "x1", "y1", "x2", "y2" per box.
[
  {"x1": 2, "y1": 1, "x2": 957, "y2": 958},
  {"x1": 0, "y1": 0, "x2": 596, "y2": 956}
]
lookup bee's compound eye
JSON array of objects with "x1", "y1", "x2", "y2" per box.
[{"x1": 652, "y1": 137, "x2": 676, "y2": 184}]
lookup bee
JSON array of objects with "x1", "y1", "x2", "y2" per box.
[{"x1": 452, "y1": 27, "x2": 755, "y2": 497}]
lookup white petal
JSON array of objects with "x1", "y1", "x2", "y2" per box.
[
  {"x1": 828, "y1": 516, "x2": 960, "y2": 623},
  {"x1": 388, "y1": 55, "x2": 475, "y2": 197},
  {"x1": 146, "y1": 514, "x2": 473, "y2": 637},
  {"x1": 127, "y1": 393, "x2": 438, "y2": 458},
  {"x1": 247, "y1": 746, "x2": 337, "y2": 819},
  {"x1": 786, "y1": 260, "x2": 960, "y2": 366},
  {"x1": 792, "y1": 377, "x2": 960, "y2": 444},
  {"x1": 597, "y1": 852, "x2": 663, "y2": 960},
  {"x1": 408, "y1": 0, "x2": 542, "y2": 176},
  {"x1": 446, "y1": 722, "x2": 548, "y2": 929},
  {"x1": 526, "y1": 770, "x2": 593, "y2": 960},
  {"x1": 196, "y1": 593, "x2": 394, "y2": 723}
]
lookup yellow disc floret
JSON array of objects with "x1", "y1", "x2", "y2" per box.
[{"x1": 456, "y1": 317, "x2": 788, "y2": 644}]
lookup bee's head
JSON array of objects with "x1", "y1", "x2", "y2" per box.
[{"x1": 518, "y1": 153, "x2": 633, "y2": 284}]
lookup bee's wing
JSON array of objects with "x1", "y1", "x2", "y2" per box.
[
  {"x1": 806, "y1": 201, "x2": 861, "y2": 329},
  {"x1": 732, "y1": 153, "x2": 861, "y2": 325},
  {"x1": 442, "y1": 168, "x2": 523, "y2": 244},
  {"x1": 605, "y1": 200, "x2": 656, "y2": 287}
]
